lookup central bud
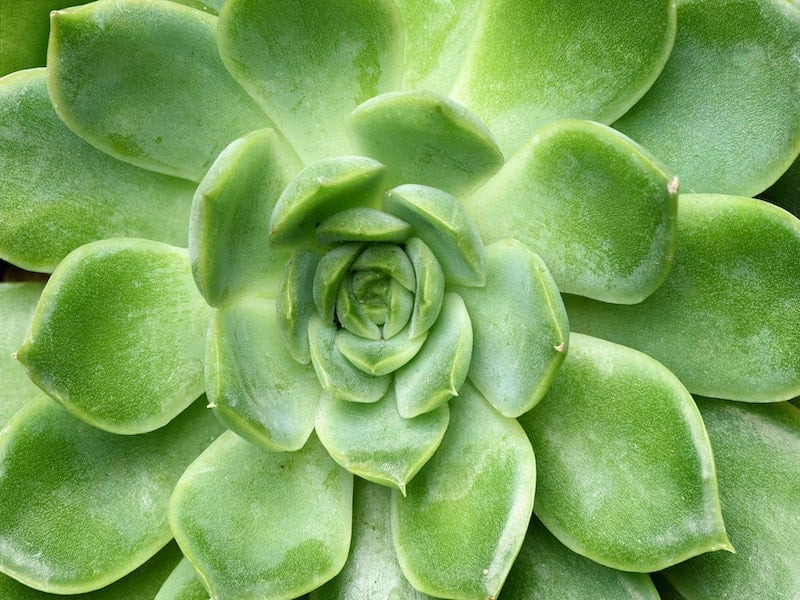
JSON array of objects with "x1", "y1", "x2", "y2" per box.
[{"x1": 270, "y1": 156, "x2": 486, "y2": 418}]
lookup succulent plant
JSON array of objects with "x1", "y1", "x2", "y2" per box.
[{"x1": 1, "y1": 0, "x2": 800, "y2": 599}]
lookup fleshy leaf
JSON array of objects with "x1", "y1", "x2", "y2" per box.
[
  {"x1": 0, "y1": 397, "x2": 222, "y2": 594},
  {"x1": 16, "y1": 239, "x2": 212, "y2": 434},
  {"x1": 335, "y1": 325, "x2": 427, "y2": 377},
  {"x1": 518, "y1": 333, "x2": 730, "y2": 572},
  {"x1": 453, "y1": 239, "x2": 568, "y2": 418},
  {"x1": 217, "y1": 0, "x2": 403, "y2": 162},
  {"x1": 352, "y1": 243, "x2": 416, "y2": 291},
  {"x1": 348, "y1": 91, "x2": 504, "y2": 196},
  {"x1": 269, "y1": 157, "x2": 387, "y2": 248},
  {"x1": 313, "y1": 243, "x2": 364, "y2": 324},
  {"x1": 405, "y1": 238, "x2": 445, "y2": 338},
  {"x1": 384, "y1": 184, "x2": 486, "y2": 287},
  {"x1": 315, "y1": 389, "x2": 449, "y2": 492},
  {"x1": 307, "y1": 314, "x2": 391, "y2": 403},
  {"x1": 463, "y1": 118, "x2": 677, "y2": 303},
  {"x1": 190, "y1": 127, "x2": 302, "y2": 307},
  {"x1": 450, "y1": 0, "x2": 676, "y2": 157},
  {"x1": 0, "y1": 282, "x2": 45, "y2": 426},
  {"x1": 47, "y1": 0, "x2": 269, "y2": 181},
  {"x1": 206, "y1": 296, "x2": 320, "y2": 452},
  {"x1": 382, "y1": 279, "x2": 414, "y2": 339},
  {"x1": 316, "y1": 207, "x2": 412, "y2": 244},
  {"x1": 564, "y1": 194, "x2": 800, "y2": 402},
  {"x1": 277, "y1": 250, "x2": 320, "y2": 363},
  {"x1": 665, "y1": 399, "x2": 800, "y2": 598},
  {"x1": 0, "y1": 543, "x2": 184, "y2": 600},
  {"x1": 0, "y1": 68, "x2": 194, "y2": 272},
  {"x1": 392, "y1": 382, "x2": 535, "y2": 599},
  {"x1": 311, "y1": 479, "x2": 431, "y2": 599},
  {"x1": 395, "y1": 292, "x2": 473, "y2": 419},
  {"x1": 155, "y1": 557, "x2": 208, "y2": 600},
  {"x1": 170, "y1": 431, "x2": 353, "y2": 600},
  {"x1": 503, "y1": 518, "x2": 659, "y2": 599},
  {"x1": 336, "y1": 276, "x2": 382, "y2": 341},
  {"x1": 614, "y1": 0, "x2": 800, "y2": 196}
]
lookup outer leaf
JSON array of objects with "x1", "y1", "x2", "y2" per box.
[
  {"x1": 452, "y1": 239, "x2": 567, "y2": 418},
  {"x1": 206, "y1": 296, "x2": 320, "y2": 452},
  {"x1": 519, "y1": 333, "x2": 730, "y2": 572},
  {"x1": 564, "y1": 194, "x2": 800, "y2": 402},
  {"x1": 392, "y1": 382, "x2": 535, "y2": 600},
  {"x1": 463, "y1": 119, "x2": 677, "y2": 303},
  {"x1": 0, "y1": 543, "x2": 184, "y2": 600},
  {"x1": 0, "y1": 397, "x2": 222, "y2": 594},
  {"x1": 17, "y1": 239, "x2": 212, "y2": 434},
  {"x1": 0, "y1": 0, "x2": 76, "y2": 76},
  {"x1": 0, "y1": 282, "x2": 45, "y2": 426},
  {"x1": 311, "y1": 479, "x2": 431, "y2": 600},
  {"x1": 450, "y1": 0, "x2": 676, "y2": 157},
  {"x1": 48, "y1": 0, "x2": 269, "y2": 181},
  {"x1": 170, "y1": 431, "x2": 353, "y2": 600},
  {"x1": 0, "y1": 68, "x2": 194, "y2": 272},
  {"x1": 665, "y1": 399, "x2": 800, "y2": 598},
  {"x1": 614, "y1": 0, "x2": 800, "y2": 196},
  {"x1": 155, "y1": 557, "x2": 208, "y2": 600},
  {"x1": 218, "y1": 0, "x2": 403, "y2": 162},
  {"x1": 349, "y1": 91, "x2": 504, "y2": 196},
  {"x1": 503, "y1": 518, "x2": 659, "y2": 600},
  {"x1": 316, "y1": 389, "x2": 448, "y2": 492},
  {"x1": 190, "y1": 127, "x2": 302, "y2": 307}
]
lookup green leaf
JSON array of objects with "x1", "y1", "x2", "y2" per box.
[
  {"x1": 384, "y1": 184, "x2": 486, "y2": 287},
  {"x1": 614, "y1": 0, "x2": 800, "y2": 196},
  {"x1": 269, "y1": 157, "x2": 387, "y2": 248},
  {"x1": 307, "y1": 314, "x2": 391, "y2": 403},
  {"x1": 218, "y1": 0, "x2": 403, "y2": 162},
  {"x1": 352, "y1": 244, "x2": 416, "y2": 292},
  {"x1": 665, "y1": 399, "x2": 800, "y2": 598},
  {"x1": 336, "y1": 276, "x2": 382, "y2": 341},
  {"x1": 0, "y1": 0, "x2": 77, "y2": 76},
  {"x1": 170, "y1": 431, "x2": 353, "y2": 600},
  {"x1": 503, "y1": 518, "x2": 659, "y2": 599},
  {"x1": 519, "y1": 333, "x2": 730, "y2": 572},
  {"x1": 564, "y1": 194, "x2": 800, "y2": 402},
  {"x1": 0, "y1": 282, "x2": 45, "y2": 426},
  {"x1": 206, "y1": 296, "x2": 320, "y2": 452},
  {"x1": 453, "y1": 239, "x2": 568, "y2": 418},
  {"x1": 335, "y1": 325, "x2": 427, "y2": 377},
  {"x1": 395, "y1": 292, "x2": 473, "y2": 419},
  {"x1": 405, "y1": 238, "x2": 445, "y2": 338},
  {"x1": 155, "y1": 557, "x2": 209, "y2": 600},
  {"x1": 311, "y1": 479, "x2": 431, "y2": 599},
  {"x1": 313, "y1": 243, "x2": 365, "y2": 324},
  {"x1": 190, "y1": 127, "x2": 302, "y2": 307},
  {"x1": 0, "y1": 397, "x2": 222, "y2": 594},
  {"x1": 348, "y1": 91, "x2": 504, "y2": 196},
  {"x1": 316, "y1": 207, "x2": 412, "y2": 244},
  {"x1": 0, "y1": 68, "x2": 194, "y2": 272},
  {"x1": 450, "y1": 0, "x2": 676, "y2": 157},
  {"x1": 17, "y1": 239, "x2": 212, "y2": 434},
  {"x1": 382, "y1": 279, "x2": 414, "y2": 339},
  {"x1": 315, "y1": 388, "x2": 449, "y2": 492},
  {"x1": 277, "y1": 250, "x2": 321, "y2": 363},
  {"x1": 47, "y1": 0, "x2": 268, "y2": 181},
  {"x1": 392, "y1": 382, "x2": 535, "y2": 600},
  {"x1": 463, "y1": 118, "x2": 677, "y2": 303}
]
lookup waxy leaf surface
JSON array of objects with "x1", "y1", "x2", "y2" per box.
[
  {"x1": 565, "y1": 194, "x2": 800, "y2": 402},
  {"x1": 519, "y1": 333, "x2": 729, "y2": 572},
  {"x1": 614, "y1": 0, "x2": 800, "y2": 196},
  {"x1": 170, "y1": 431, "x2": 353, "y2": 600},
  {"x1": 48, "y1": 0, "x2": 268, "y2": 181},
  {"x1": 0, "y1": 398, "x2": 222, "y2": 594},
  {"x1": 451, "y1": 0, "x2": 675, "y2": 156},
  {"x1": 464, "y1": 119, "x2": 677, "y2": 303},
  {"x1": 665, "y1": 399, "x2": 800, "y2": 598},
  {"x1": 218, "y1": 0, "x2": 402, "y2": 162},
  {"x1": 0, "y1": 69, "x2": 193, "y2": 272},
  {"x1": 392, "y1": 382, "x2": 535, "y2": 599},
  {"x1": 17, "y1": 239, "x2": 212, "y2": 434}
]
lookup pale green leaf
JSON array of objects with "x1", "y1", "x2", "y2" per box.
[
  {"x1": 564, "y1": 194, "x2": 800, "y2": 402},
  {"x1": 277, "y1": 250, "x2": 320, "y2": 363},
  {"x1": 17, "y1": 239, "x2": 212, "y2": 434},
  {"x1": 316, "y1": 207, "x2": 412, "y2": 244},
  {"x1": 519, "y1": 333, "x2": 730, "y2": 572},
  {"x1": 170, "y1": 431, "x2": 353, "y2": 600},
  {"x1": 405, "y1": 238, "x2": 445, "y2": 338},
  {"x1": 336, "y1": 324, "x2": 427, "y2": 377},
  {"x1": 463, "y1": 118, "x2": 677, "y2": 303}
]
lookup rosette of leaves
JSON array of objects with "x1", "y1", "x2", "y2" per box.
[{"x1": 1, "y1": 0, "x2": 800, "y2": 599}]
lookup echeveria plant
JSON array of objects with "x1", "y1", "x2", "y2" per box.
[{"x1": 1, "y1": 0, "x2": 800, "y2": 598}]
